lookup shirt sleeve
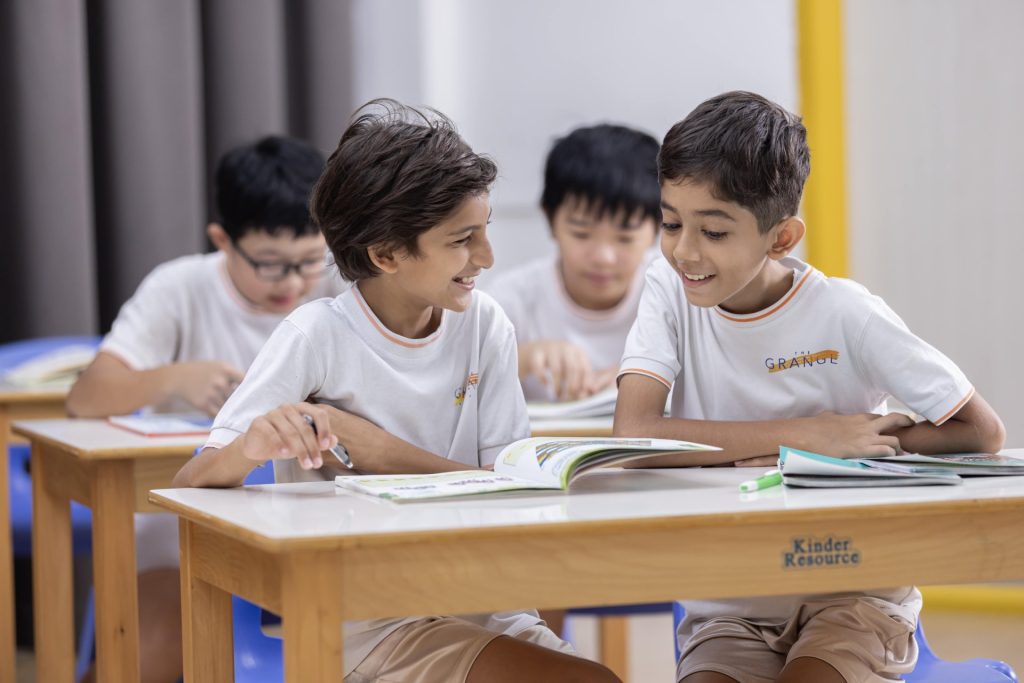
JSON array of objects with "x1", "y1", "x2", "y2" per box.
[
  {"x1": 476, "y1": 313, "x2": 530, "y2": 466},
  {"x1": 205, "y1": 319, "x2": 326, "y2": 450},
  {"x1": 617, "y1": 261, "x2": 681, "y2": 390},
  {"x1": 853, "y1": 302, "x2": 974, "y2": 425},
  {"x1": 99, "y1": 265, "x2": 183, "y2": 370}
]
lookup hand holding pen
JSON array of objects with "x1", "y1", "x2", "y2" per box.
[
  {"x1": 303, "y1": 414, "x2": 354, "y2": 469},
  {"x1": 238, "y1": 403, "x2": 342, "y2": 471}
]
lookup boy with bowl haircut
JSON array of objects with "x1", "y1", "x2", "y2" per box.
[
  {"x1": 488, "y1": 124, "x2": 660, "y2": 401},
  {"x1": 68, "y1": 135, "x2": 343, "y2": 683},
  {"x1": 614, "y1": 92, "x2": 1004, "y2": 683},
  {"x1": 174, "y1": 101, "x2": 619, "y2": 683}
]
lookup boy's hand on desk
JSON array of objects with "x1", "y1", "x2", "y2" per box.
[
  {"x1": 241, "y1": 402, "x2": 337, "y2": 470},
  {"x1": 171, "y1": 361, "x2": 244, "y2": 415},
  {"x1": 521, "y1": 340, "x2": 595, "y2": 401},
  {"x1": 797, "y1": 411, "x2": 915, "y2": 458}
]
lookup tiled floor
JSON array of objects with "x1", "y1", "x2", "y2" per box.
[{"x1": 15, "y1": 610, "x2": 1024, "y2": 682}]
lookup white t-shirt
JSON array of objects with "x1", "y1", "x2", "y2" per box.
[
  {"x1": 205, "y1": 285, "x2": 539, "y2": 675},
  {"x1": 101, "y1": 251, "x2": 345, "y2": 379},
  {"x1": 620, "y1": 255, "x2": 973, "y2": 628},
  {"x1": 487, "y1": 250, "x2": 654, "y2": 400}
]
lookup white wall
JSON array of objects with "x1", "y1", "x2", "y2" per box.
[
  {"x1": 352, "y1": 0, "x2": 797, "y2": 284},
  {"x1": 845, "y1": 0, "x2": 1024, "y2": 443}
]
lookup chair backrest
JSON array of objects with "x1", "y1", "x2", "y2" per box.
[
  {"x1": 0, "y1": 335, "x2": 101, "y2": 372},
  {"x1": 7, "y1": 443, "x2": 91, "y2": 555},
  {"x1": 232, "y1": 596, "x2": 283, "y2": 682},
  {"x1": 671, "y1": 602, "x2": 1018, "y2": 682}
]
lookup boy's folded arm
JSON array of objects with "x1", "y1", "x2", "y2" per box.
[
  {"x1": 173, "y1": 439, "x2": 260, "y2": 488},
  {"x1": 885, "y1": 392, "x2": 1006, "y2": 455},
  {"x1": 67, "y1": 351, "x2": 178, "y2": 417},
  {"x1": 325, "y1": 406, "x2": 478, "y2": 475},
  {"x1": 612, "y1": 374, "x2": 787, "y2": 465},
  {"x1": 67, "y1": 351, "x2": 243, "y2": 418},
  {"x1": 613, "y1": 374, "x2": 919, "y2": 465}
]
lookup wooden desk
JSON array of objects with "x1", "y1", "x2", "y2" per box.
[
  {"x1": 530, "y1": 416, "x2": 613, "y2": 437},
  {"x1": 0, "y1": 383, "x2": 69, "y2": 683},
  {"x1": 152, "y1": 453, "x2": 1024, "y2": 682},
  {"x1": 13, "y1": 419, "x2": 204, "y2": 683}
]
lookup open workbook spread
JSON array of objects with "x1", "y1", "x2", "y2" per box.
[
  {"x1": 779, "y1": 446, "x2": 1024, "y2": 488},
  {"x1": 525, "y1": 386, "x2": 618, "y2": 420},
  {"x1": 334, "y1": 436, "x2": 719, "y2": 501},
  {"x1": 107, "y1": 413, "x2": 213, "y2": 437},
  {"x1": 2, "y1": 345, "x2": 97, "y2": 389}
]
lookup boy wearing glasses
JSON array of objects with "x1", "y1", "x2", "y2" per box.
[{"x1": 68, "y1": 135, "x2": 344, "y2": 683}]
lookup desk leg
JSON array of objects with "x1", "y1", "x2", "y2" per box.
[
  {"x1": 31, "y1": 442, "x2": 75, "y2": 682},
  {"x1": 0, "y1": 412, "x2": 15, "y2": 683},
  {"x1": 179, "y1": 520, "x2": 233, "y2": 683},
  {"x1": 91, "y1": 461, "x2": 140, "y2": 682},
  {"x1": 281, "y1": 552, "x2": 343, "y2": 682}
]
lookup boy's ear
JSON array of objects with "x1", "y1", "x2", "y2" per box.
[
  {"x1": 207, "y1": 223, "x2": 231, "y2": 252},
  {"x1": 767, "y1": 216, "x2": 805, "y2": 259},
  {"x1": 367, "y1": 243, "x2": 401, "y2": 274}
]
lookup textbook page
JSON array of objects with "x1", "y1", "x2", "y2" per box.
[
  {"x1": 335, "y1": 437, "x2": 719, "y2": 501},
  {"x1": 2, "y1": 345, "x2": 97, "y2": 388},
  {"x1": 107, "y1": 413, "x2": 213, "y2": 437},
  {"x1": 779, "y1": 446, "x2": 962, "y2": 487}
]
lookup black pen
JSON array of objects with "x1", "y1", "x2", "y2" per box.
[{"x1": 302, "y1": 414, "x2": 354, "y2": 469}]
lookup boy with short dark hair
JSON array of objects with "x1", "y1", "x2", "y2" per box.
[
  {"x1": 68, "y1": 134, "x2": 343, "y2": 683},
  {"x1": 175, "y1": 101, "x2": 619, "y2": 683},
  {"x1": 615, "y1": 91, "x2": 1004, "y2": 683},
  {"x1": 488, "y1": 124, "x2": 660, "y2": 401}
]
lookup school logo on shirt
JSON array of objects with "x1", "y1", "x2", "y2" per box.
[
  {"x1": 454, "y1": 372, "x2": 480, "y2": 406},
  {"x1": 765, "y1": 350, "x2": 839, "y2": 373}
]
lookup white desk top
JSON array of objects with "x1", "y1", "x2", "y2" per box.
[
  {"x1": 151, "y1": 449, "x2": 1024, "y2": 549},
  {"x1": 12, "y1": 418, "x2": 206, "y2": 459}
]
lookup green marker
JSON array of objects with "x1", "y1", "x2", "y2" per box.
[{"x1": 739, "y1": 469, "x2": 782, "y2": 492}]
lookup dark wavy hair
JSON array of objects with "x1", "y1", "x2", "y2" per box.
[
  {"x1": 541, "y1": 124, "x2": 660, "y2": 227},
  {"x1": 659, "y1": 91, "x2": 810, "y2": 233},
  {"x1": 215, "y1": 135, "x2": 324, "y2": 240},
  {"x1": 310, "y1": 99, "x2": 497, "y2": 281}
]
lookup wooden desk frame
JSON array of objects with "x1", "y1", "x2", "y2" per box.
[
  {"x1": 164, "y1": 493, "x2": 1024, "y2": 682},
  {"x1": 0, "y1": 392, "x2": 66, "y2": 683},
  {"x1": 15, "y1": 422, "x2": 194, "y2": 683}
]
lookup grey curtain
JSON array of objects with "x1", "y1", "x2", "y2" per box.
[{"x1": 0, "y1": 0, "x2": 355, "y2": 342}]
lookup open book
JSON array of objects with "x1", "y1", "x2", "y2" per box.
[
  {"x1": 334, "y1": 436, "x2": 719, "y2": 501},
  {"x1": 526, "y1": 386, "x2": 618, "y2": 420},
  {"x1": 779, "y1": 446, "x2": 1024, "y2": 488},
  {"x1": 107, "y1": 413, "x2": 213, "y2": 438},
  {"x1": 2, "y1": 345, "x2": 97, "y2": 389}
]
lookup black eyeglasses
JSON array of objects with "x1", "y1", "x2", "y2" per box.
[{"x1": 232, "y1": 240, "x2": 329, "y2": 282}]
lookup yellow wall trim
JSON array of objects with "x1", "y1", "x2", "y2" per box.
[
  {"x1": 921, "y1": 585, "x2": 1024, "y2": 615},
  {"x1": 797, "y1": 0, "x2": 848, "y2": 278}
]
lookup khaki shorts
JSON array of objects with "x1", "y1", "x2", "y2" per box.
[
  {"x1": 677, "y1": 597, "x2": 917, "y2": 683},
  {"x1": 346, "y1": 617, "x2": 574, "y2": 683},
  {"x1": 135, "y1": 512, "x2": 180, "y2": 572}
]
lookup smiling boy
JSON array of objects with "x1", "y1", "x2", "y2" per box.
[
  {"x1": 488, "y1": 125, "x2": 660, "y2": 401},
  {"x1": 174, "y1": 101, "x2": 619, "y2": 683},
  {"x1": 614, "y1": 92, "x2": 1004, "y2": 683}
]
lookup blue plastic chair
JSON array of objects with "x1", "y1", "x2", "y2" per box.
[
  {"x1": 671, "y1": 602, "x2": 1017, "y2": 682},
  {"x1": 232, "y1": 595, "x2": 283, "y2": 682},
  {"x1": 230, "y1": 464, "x2": 283, "y2": 681},
  {"x1": 0, "y1": 335, "x2": 100, "y2": 372}
]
